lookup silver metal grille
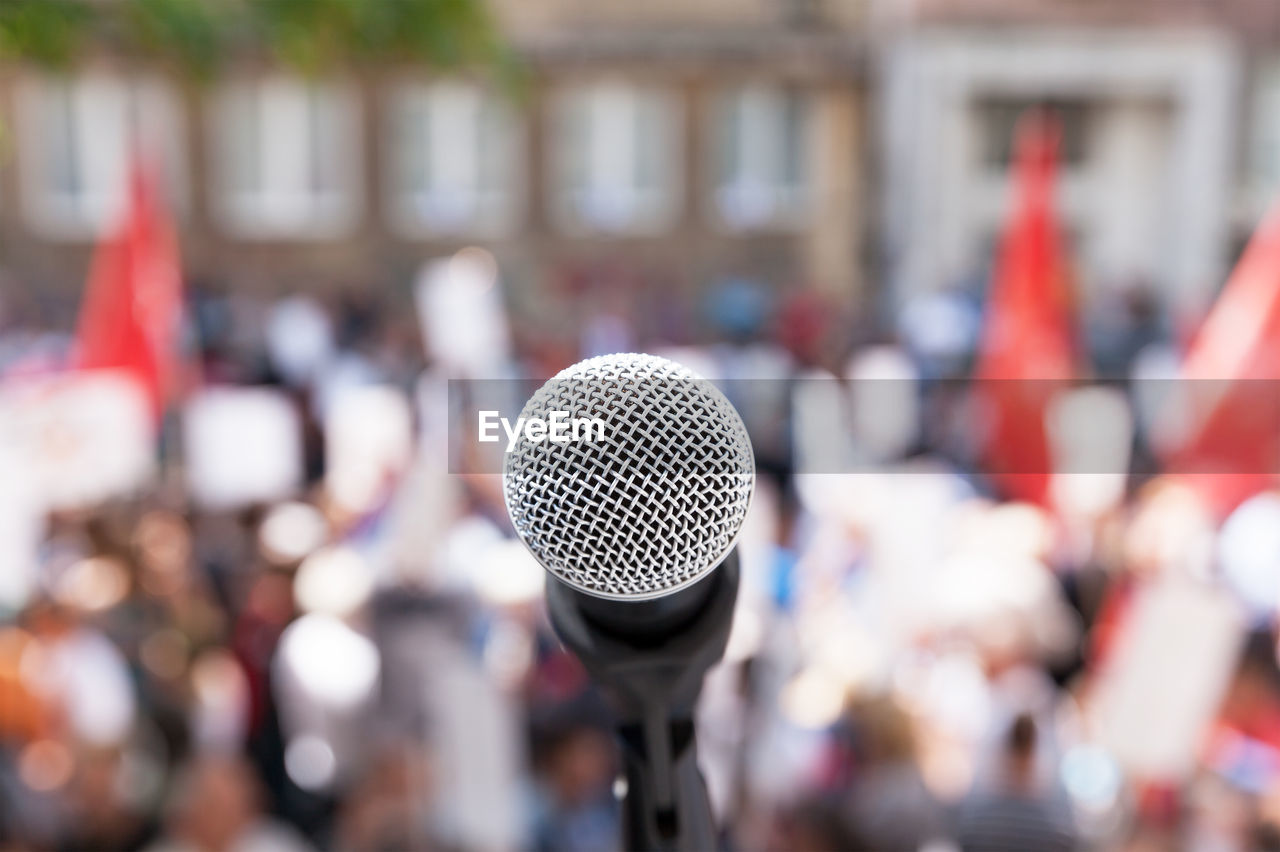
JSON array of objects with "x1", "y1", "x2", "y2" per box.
[{"x1": 503, "y1": 353, "x2": 755, "y2": 601}]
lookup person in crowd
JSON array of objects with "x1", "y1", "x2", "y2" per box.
[
  {"x1": 143, "y1": 753, "x2": 314, "y2": 852},
  {"x1": 528, "y1": 711, "x2": 619, "y2": 852},
  {"x1": 333, "y1": 745, "x2": 429, "y2": 852},
  {"x1": 955, "y1": 714, "x2": 1077, "y2": 852},
  {"x1": 841, "y1": 695, "x2": 950, "y2": 852}
]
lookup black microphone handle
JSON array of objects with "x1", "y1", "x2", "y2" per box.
[
  {"x1": 617, "y1": 718, "x2": 717, "y2": 852},
  {"x1": 545, "y1": 554, "x2": 740, "y2": 852}
]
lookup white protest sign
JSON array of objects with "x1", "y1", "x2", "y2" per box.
[
  {"x1": 0, "y1": 370, "x2": 154, "y2": 511},
  {"x1": 184, "y1": 387, "x2": 302, "y2": 509},
  {"x1": 325, "y1": 385, "x2": 413, "y2": 512},
  {"x1": 415, "y1": 249, "x2": 510, "y2": 377},
  {"x1": 0, "y1": 444, "x2": 42, "y2": 611},
  {"x1": 1089, "y1": 576, "x2": 1245, "y2": 780}
]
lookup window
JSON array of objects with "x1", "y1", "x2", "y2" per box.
[
  {"x1": 212, "y1": 77, "x2": 360, "y2": 239},
  {"x1": 712, "y1": 85, "x2": 814, "y2": 230},
  {"x1": 552, "y1": 82, "x2": 680, "y2": 234},
  {"x1": 388, "y1": 81, "x2": 522, "y2": 237},
  {"x1": 976, "y1": 97, "x2": 1091, "y2": 169},
  {"x1": 15, "y1": 74, "x2": 184, "y2": 239},
  {"x1": 1250, "y1": 61, "x2": 1280, "y2": 206}
]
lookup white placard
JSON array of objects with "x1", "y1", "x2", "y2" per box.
[
  {"x1": 1089, "y1": 576, "x2": 1245, "y2": 780},
  {"x1": 415, "y1": 251, "x2": 510, "y2": 377},
  {"x1": 0, "y1": 444, "x2": 43, "y2": 611},
  {"x1": 1048, "y1": 386, "x2": 1133, "y2": 516},
  {"x1": 1218, "y1": 492, "x2": 1280, "y2": 618},
  {"x1": 791, "y1": 367, "x2": 855, "y2": 474},
  {"x1": 266, "y1": 295, "x2": 334, "y2": 386},
  {"x1": 325, "y1": 385, "x2": 413, "y2": 512},
  {"x1": 846, "y1": 344, "x2": 920, "y2": 463},
  {"x1": 0, "y1": 370, "x2": 154, "y2": 511},
  {"x1": 184, "y1": 387, "x2": 302, "y2": 509}
]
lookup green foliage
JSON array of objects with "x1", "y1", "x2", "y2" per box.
[
  {"x1": 122, "y1": 0, "x2": 225, "y2": 79},
  {"x1": 249, "y1": 0, "x2": 364, "y2": 73},
  {"x1": 0, "y1": 0, "x2": 93, "y2": 68},
  {"x1": 246, "y1": 0, "x2": 508, "y2": 76},
  {"x1": 0, "y1": 0, "x2": 514, "y2": 80}
]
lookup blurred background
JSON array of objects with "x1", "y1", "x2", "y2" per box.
[{"x1": 6, "y1": 0, "x2": 1280, "y2": 850}]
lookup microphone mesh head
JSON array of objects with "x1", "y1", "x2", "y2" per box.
[{"x1": 503, "y1": 353, "x2": 755, "y2": 601}]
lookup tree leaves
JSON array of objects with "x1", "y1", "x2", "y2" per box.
[
  {"x1": 0, "y1": 1, "x2": 92, "y2": 68},
  {"x1": 0, "y1": 0, "x2": 511, "y2": 79}
]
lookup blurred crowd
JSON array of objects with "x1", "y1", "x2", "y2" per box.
[{"x1": 2, "y1": 261, "x2": 1280, "y2": 852}]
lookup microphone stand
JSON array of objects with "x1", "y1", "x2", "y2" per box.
[{"x1": 545, "y1": 554, "x2": 740, "y2": 852}]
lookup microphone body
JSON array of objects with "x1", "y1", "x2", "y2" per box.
[
  {"x1": 503, "y1": 353, "x2": 755, "y2": 852},
  {"x1": 545, "y1": 555, "x2": 738, "y2": 851}
]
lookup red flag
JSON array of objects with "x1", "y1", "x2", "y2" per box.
[
  {"x1": 974, "y1": 111, "x2": 1075, "y2": 505},
  {"x1": 1169, "y1": 202, "x2": 1280, "y2": 516},
  {"x1": 74, "y1": 158, "x2": 183, "y2": 425}
]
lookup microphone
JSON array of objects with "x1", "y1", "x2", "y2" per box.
[{"x1": 503, "y1": 353, "x2": 755, "y2": 851}]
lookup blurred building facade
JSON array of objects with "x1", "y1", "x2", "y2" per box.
[
  {"x1": 6, "y1": 0, "x2": 1280, "y2": 326},
  {"x1": 881, "y1": 0, "x2": 1280, "y2": 319},
  {"x1": 882, "y1": 27, "x2": 1236, "y2": 314},
  {"x1": 0, "y1": 0, "x2": 869, "y2": 335}
]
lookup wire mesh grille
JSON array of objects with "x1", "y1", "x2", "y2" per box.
[{"x1": 503, "y1": 353, "x2": 755, "y2": 600}]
